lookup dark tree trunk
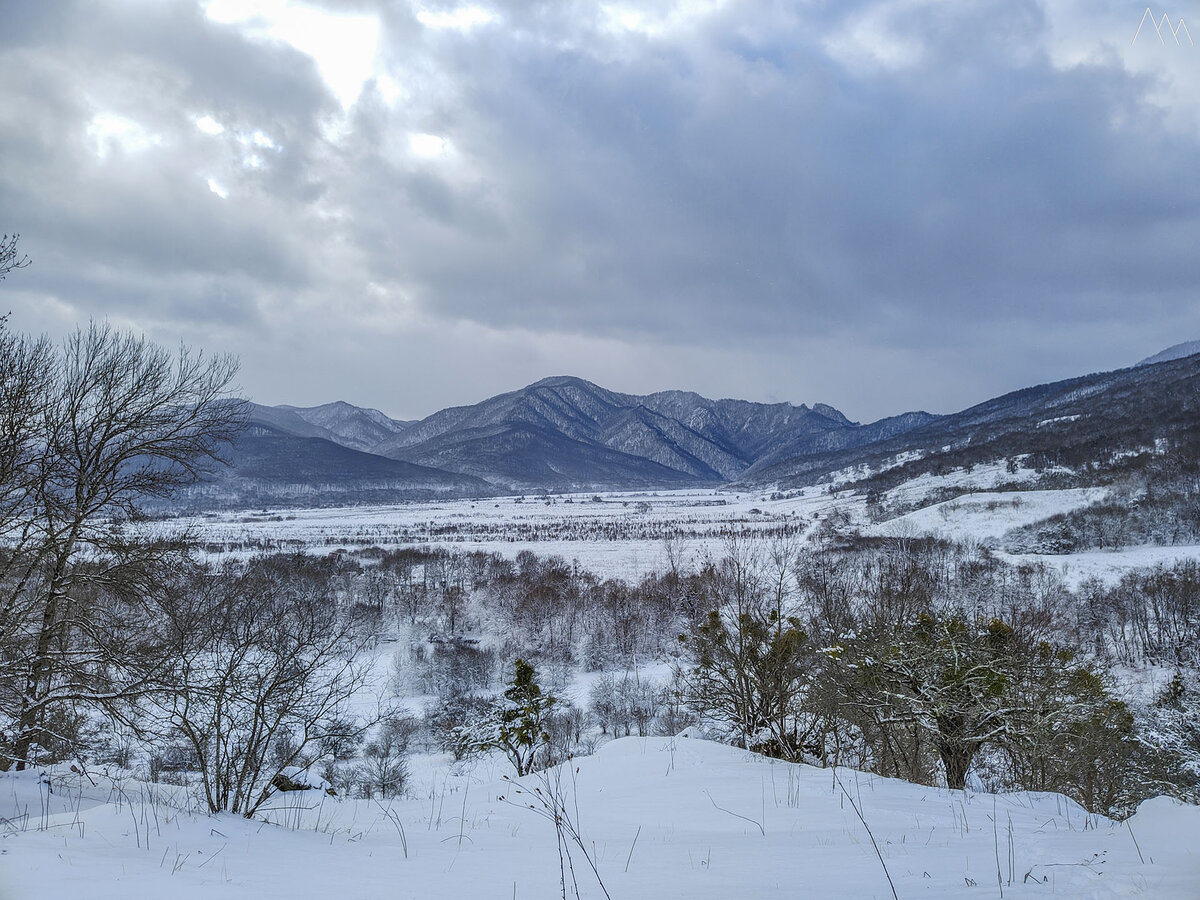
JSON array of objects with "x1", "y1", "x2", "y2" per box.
[{"x1": 936, "y1": 738, "x2": 980, "y2": 791}]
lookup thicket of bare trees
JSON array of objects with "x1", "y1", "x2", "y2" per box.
[
  {"x1": 332, "y1": 532, "x2": 1198, "y2": 816},
  {"x1": 674, "y1": 535, "x2": 1190, "y2": 815},
  {"x1": 151, "y1": 555, "x2": 374, "y2": 816}
]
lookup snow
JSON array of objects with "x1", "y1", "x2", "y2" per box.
[
  {"x1": 12, "y1": 466, "x2": 1200, "y2": 896},
  {"x1": 863, "y1": 488, "x2": 1109, "y2": 542},
  {"x1": 997, "y1": 545, "x2": 1200, "y2": 588},
  {"x1": 173, "y1": 490, "x2": 809, "y2": 578},
  {"x1": 3, "y1": 737, "x2": 1196, "y2": 899},
  {"x1": 168, "y1": 470, "x2": 1200, "y2": 586}
]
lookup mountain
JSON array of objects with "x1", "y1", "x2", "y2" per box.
[
  {"x1": 247, "y1": 401, "x2": 410, "y2": 452},
  {"x1": 218, "y1": 378, "x2": 935, "y2": 498},
  {"x1": 173, "y1": 419, "x2": 490, "y2": 510},
  {"x1": 741, "y1": 351, "x2": 1200, "y2": 490},
  {"x1": 192, "y1": 346, "x2": 1200, "y2": 507},
  {"x1": 1137, "y1": 340, "x2": 1200, "y2": 367},
  {"x1": 274, "y1": 401, "x2": 410, "y2": 452},
  {"x1": 368, "y1": 376, "x2": 934, "y2": 490}
]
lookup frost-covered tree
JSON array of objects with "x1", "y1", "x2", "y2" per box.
[
  {"x1": 835, "y1": 612, "x2": 1124, "y2": 794},
  {"x1": 1136, "y1": 671, "x2": 1200, "y2": 804},
  {"x1": 352, "y1": 716, "x2": 416, "y2": 799}
]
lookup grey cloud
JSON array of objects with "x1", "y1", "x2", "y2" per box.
[
  {"x1": 2, "y1": 0, "x2": 1199, "y2": 422},
  {"x1": 0, "y1": 0, "x2": 338, "y2": 331},
  {"x1": 355, "y1": 0, "x2": 1200, "y2": 347}
]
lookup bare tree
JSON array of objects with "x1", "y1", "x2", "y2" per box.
[
  {"x1": 0, "y1": 234, "x2": 30, "y2": 280},
  {"x1": 0, "y1": 323, "x2": 53, "y2": 559},
  {"x1": 0, "y1": 321, "x2": 244, "y2": 769},
  {"x1": 153, "y1": 555, "x2": 374, "y2": 816}
]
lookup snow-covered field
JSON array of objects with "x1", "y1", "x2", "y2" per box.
[
  {"x1": 174, "y1": 474, "x2": 1200, "y2": 584},
  {"x1": 997, "y1": 545, "x2": 1200, "y2": 589},
  {"x1": 4, "y1": 737, "x2": 1197, "y2": 900},
  {"x1": 862, "y1": 488, "x2": 1109, "y2": 541},
  {"x1": 175, "y1": 490, "x2": 805, "y2": 578}
]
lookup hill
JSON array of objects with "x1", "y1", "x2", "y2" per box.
[
  {"x1": 174, "y1": 421, "x2": 492, "y2": 509},
  {"x1": 740, "y1": 352, "x2": 1200, "y2": 492},
  {"x1": 6, "y1": 736, "x2": 1197, "y2": 899}
]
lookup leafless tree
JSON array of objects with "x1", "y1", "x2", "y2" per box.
[
  {"x1": 680, "y1": 536, "x2": 819, "y2": 760},
  {"x1": 0, "y1": 321, "x2": 243, "y2": 769},
  {"x1": 152, "y1": 555, "x2": 375, "y2": 816},
  {"x1": 0, "y1": 234, "x2": 30, "y2": 280}
]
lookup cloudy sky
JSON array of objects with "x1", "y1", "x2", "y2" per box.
[{"x1": 2, "y1": 0, "x2": 1198, "y2": 423}]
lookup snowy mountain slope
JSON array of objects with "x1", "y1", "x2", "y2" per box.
[
  {"x1": 275, "y1": 400, "x2": 410, "y2": 452},
  {"x1": 244, "y1": 402, "x2": 343, "y2": 443},
  {"x1": 377, "y1": 420, "x2": 704, "y2": 491},
  {"x1": 5, "y1": 737, "x2": 1197, "y2": 899},
  {"x1": 368, "y1": 375, "x2": 935, "y2": 489},
  {"x1": 218, "y1": 347, "x2": 1200, "y2": 503},
  {"x1": 1137, "y1": 340, "x2": 1200, "y2": 367},
  {"x1": 174, "y1": 422, "x2": 493, "y2": 509},
  {"x1": 743, "y1": 351, "x2": 1200, "y2": 491}
]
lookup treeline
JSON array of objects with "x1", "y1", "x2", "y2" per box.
[
  {"x1": 370, "y1": 534, "x2": 1200, "y2": 817},
  {"x1": 671, "y1": 536, "x2": 1195, "y2": 816},
  {"x1": 190, "y1": 515, "x2": 793, "y2": 555}
]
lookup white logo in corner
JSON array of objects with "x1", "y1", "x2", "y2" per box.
[{"x1": 1133, "y1": 8, "x2": 1194, "y2": 45}]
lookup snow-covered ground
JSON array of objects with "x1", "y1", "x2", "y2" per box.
[
  {"x1": 171, "y1": 475, "x2": 1200, "y2": 584},
  {"x1": 997, "y1": 545, "x2": 1200, "y2": 589},
  {"x1": 862, "y1": 488, "x2": 1109, "y2": 542},
  {"x1": 173, "y1": 490, "x2": 808, "y2": 577},
  {"x1": 4, "y1": 737, "x2": 1197, "y2": 899},
  {"x1": 12, "y1": 469, "x2": 1200, "y2": 897}
]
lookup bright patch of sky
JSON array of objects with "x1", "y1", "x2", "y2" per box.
[
  {"x1": 194, "y1": 114, "x2": 225, "y2": 136},
  {"x1": 409, "y1": 132, "x2": 448, "y2": 157},
  {"x1": 600, "y1": 1, "x2": 728, "y2": 37},
  {"x1": 822, "y1": 1, "x2": 925, "y2": 71},
  {"x1": 86, "y1": 112, "x2": 159, "y2": 157},
  {"x1": 206, "y1": 177, "x2": 229, "y2": 199},
  {"x1": 202, "y1": 0, "x2": 380, "y2": 108},
  {"x1": 376, "y1": 74, "x2": 406, "y2": 106},
  {"x1": 415, "y1": 5, "x2": 496, "y2": 30}
]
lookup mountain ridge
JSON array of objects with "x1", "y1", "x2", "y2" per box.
[{"x1": 198, "y1": 348, "x2": 1200, "y2": 506}]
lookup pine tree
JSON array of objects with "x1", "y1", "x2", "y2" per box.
[{"x1": 456, "y1": 659, "x2": 558, "y2": 776}]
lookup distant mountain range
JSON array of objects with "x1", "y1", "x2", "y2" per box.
[{"x1": 183, "y1": 347, "x2": 1200, "y2": 508}]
